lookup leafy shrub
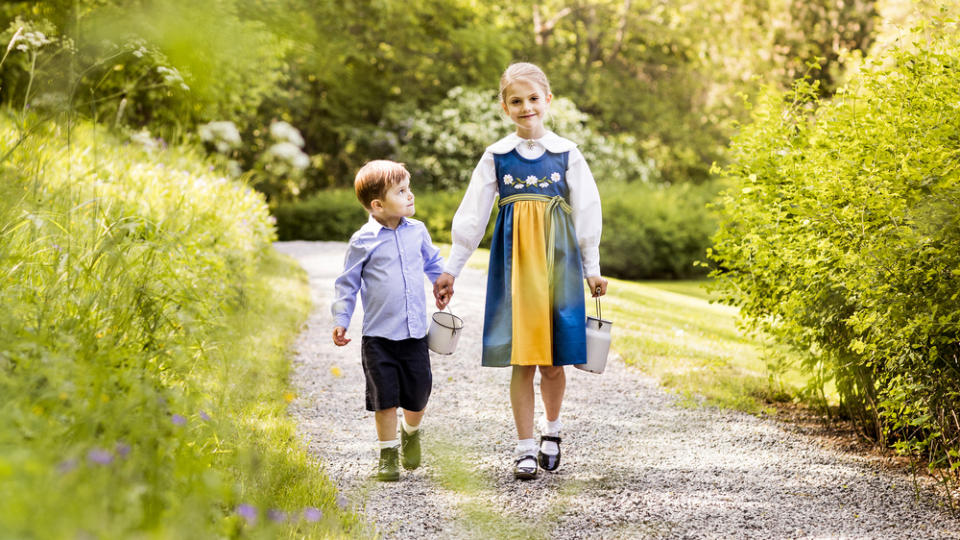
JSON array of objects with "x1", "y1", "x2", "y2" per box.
[
  {"x1": 273, "y1": 187, "x2": 497, "y2": 247},
  {"x1": 601, "y1": 180, "x2": 720, "y2": 280},
  {"x1": 368, "y1": 86, "x2": 657, "y2": 191},
  {"x1": 0, "y1": 119, "x2": 362, "y2": 537},
  {"x1": 709, "y1": 20, "x2": 960, "y2": 479}
]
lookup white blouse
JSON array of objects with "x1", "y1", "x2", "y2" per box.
[{"x1": 444, "y1": 131, "x2": 603, "y2": 278}]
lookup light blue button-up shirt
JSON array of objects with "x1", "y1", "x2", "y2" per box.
[{"x1": 332, "y1": 216, "x2": 444, "y2": 340}]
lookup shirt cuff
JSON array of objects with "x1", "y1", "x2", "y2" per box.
[
  {"x1": 443, "y1": 244, "x2": 473, "y2": 278},
  {"x1": 581, "y1": 246, "x2": 601, "y2": 278}
]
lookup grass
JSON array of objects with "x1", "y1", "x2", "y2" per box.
[
  {"x1": 0, "y1": 117, "x2": 365, "y2": 538},
  {"x1": 443, "y1": 246, "x2": 834, "y2": 415}
]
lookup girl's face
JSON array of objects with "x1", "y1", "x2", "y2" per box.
[{"x1": 501, "y1": 79, "x2": 552, "y2": 139}]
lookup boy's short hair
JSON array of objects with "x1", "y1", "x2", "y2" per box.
[{"x1": 355, "y1": 160, "x2": 410, "y2": 210}]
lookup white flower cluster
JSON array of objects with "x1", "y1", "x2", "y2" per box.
[
  {"x1": 199, "y1": 121, "x2": 241, "y2": 153},
  {"x1": 502, "y1": 171, "x2": 562, "y2": 190},
  {"x1": 267, "y1": 121, "x2": 309, "y2": 170},
  {"x1": 130, "y1": 129, "x2": 159, "y2": 152},
  {"x1": 156, "y1": 66, "x2": 189, "y2": 91},
  {"x1": 14, "y1": 29, "x2": 52, "y2": 52}
]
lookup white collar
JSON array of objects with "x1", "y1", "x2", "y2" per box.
[
  {"x1": 486, "y1": 131, "x2": 578, "y2": 155},
  {"x1": 360, "y1": 214, "x2": 408, "y2": 233}
]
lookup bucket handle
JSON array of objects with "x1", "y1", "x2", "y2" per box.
[{"x1": 594, "y1": 287, "x2": 604, "y2": 328}]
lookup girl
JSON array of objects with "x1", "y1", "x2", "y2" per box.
[{"x1": 433, "y1": 62, "x2": 607, "y2": 480}]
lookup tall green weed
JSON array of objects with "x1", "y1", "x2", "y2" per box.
[{"x1": 0, "y1": 118, "x2": 364, "y2": 538}]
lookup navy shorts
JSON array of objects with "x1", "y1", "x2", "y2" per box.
[{"x1": 361, "y1": 336, "x2": 432, "y2": 412}]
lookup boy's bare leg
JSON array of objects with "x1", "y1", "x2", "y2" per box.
[
  {"x1": 401, "y1": 408, "x2": 424, "y2": 428},
  {"x1": 375, "y1": 408, "x2": 398, "y2": 441},
  {"x1": 510, "y1": 365, "x2": 537, "y2": 439},
  {"x1": 538, "y1": 366, "x2": 565, "y2": 422}
]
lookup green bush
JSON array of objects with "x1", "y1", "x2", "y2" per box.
[
  {"x1": 367, "y1": 86, "x2": 657, "y2": 191},
  {"x1": 0, "y1": 119, "x2": 363, "y2": 537},
  {"x1": 709, "y1": 20, "x2": 960, "y2": 478},
  {"x1": 600, "y1": 181, "x2": 720, "y2": 280},
  {"x1": 273, "y1": 187, "x2": 497, "y2": 247},
  {"x1": 275, "y1": 181, "x2": 718, "y2": 281}
]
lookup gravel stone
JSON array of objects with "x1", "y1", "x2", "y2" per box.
[{"x1": 275, "y1": 241, "x2": 960, "y2": 540}]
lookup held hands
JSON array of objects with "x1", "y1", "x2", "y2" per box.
[
  {"x1": 332, "y1": 326, "x2": 351, "y2": 346},
  {"x1": 587, "y1": 275, "x2": 608, "y2": 297},
  {"x1": 433, "y1": 272, "x2": 455, "y2": 309}
]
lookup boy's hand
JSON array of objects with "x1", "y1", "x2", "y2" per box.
[
  {"x1": 332, "y1": 326, "x2": 351, "y2": 346},
  {"x1": 586, "y1": 276, "x2": 608, "y2": 297},
  {"x1": 434, "y1": 272, "x2": 455, "y2": 309}
]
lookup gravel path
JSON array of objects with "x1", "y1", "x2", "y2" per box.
[{"x1": 274, "y1": 241, "x2": 960, "y2": 540}]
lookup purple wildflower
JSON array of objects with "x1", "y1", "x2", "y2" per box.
[
  {"x1": 171, "y1": 414, "x2": 187, "y2": 426},
  {"x1": 302, "y1": 507, "x2": 322, "y2": 522},
  {"x1": 87, "y1": 448, "x2": 114, "y2": 465},
  {"x1": 57, "y1": 458, "x2": 78, "y2": 474},
  {"x1": 267, "y1": 509, "x2": 287, "y2": 523},
  {"x1": 335, "y1": 494, "x2": 349, "y2": 509},
  {"x1": 199, "y1": 410, "x2": 211, "y2": 421},
  {"x1": 235, "y1": 504, "x2": 257, "y2": 525},
  {"x1": 115, "y1": 442, "x2": 131, "y2": 458}
]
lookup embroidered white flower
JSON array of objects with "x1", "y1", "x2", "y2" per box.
[
  {"x1": 550, "y1": 172, "x2": 561, "y2": 182},
  {"x1": 503, "y1": 174, "x2": 514, "y2": 185},
  {"x1": 525, "y1": 175, "x2": 538, "y2": 186},
  {"x1": 539, "y1": 182, "x2": 549, "y2": 188}
]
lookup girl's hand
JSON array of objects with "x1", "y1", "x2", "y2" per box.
[
  {"x1": 332, "y1": 326, "x2": 351, "y2": 346},
  {"x1": 434, "y1": 272, "x2": 455, "y2": 309},
  {"x1": 586, "y1": 276, "x2": 608, "y2": 297}
]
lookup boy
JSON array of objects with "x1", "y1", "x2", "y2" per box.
[{"x1": 331, "y1": 160, "x2": 446, "y2": 481}]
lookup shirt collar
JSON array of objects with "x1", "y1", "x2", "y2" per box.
[
  {"x1": 361, "y1": 214, "x2": 409, "y2": 234},
  {"x1": 486, "y1": 131, "x2": 578, "y2": 155}
]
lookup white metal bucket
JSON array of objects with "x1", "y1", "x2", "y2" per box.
[
  {"x1": 427, "y1": 309, "x2": 463, "y2": 355},
  {"x1": 577, "y1": 316, "x2": 613, "y2": 374},
  {"x1": 576, "y1": 292, "x2": 612, "y2": 374}
]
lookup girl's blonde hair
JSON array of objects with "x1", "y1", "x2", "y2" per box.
[{"x1": 499, "y1": 62, "x2": 551, "y2": 102}]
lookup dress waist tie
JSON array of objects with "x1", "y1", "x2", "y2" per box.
[{"x1": 498, "y1": 193, "x2": 573, "y2": 286}]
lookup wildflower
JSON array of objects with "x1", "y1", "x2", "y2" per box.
[
  {"x1": 283, "y1": 392, "x2": 295, "y2": 403},
  {"x1": 171, "y1": 414, "x2": 187, "y2": 426},
  {"x1": 302, "y1": 507, "x2": 322, "y2": 522},
  {"x1": 267, "y1": 142, "x2": 310, "y2": 170},
  {"x1": 198, "y1": 121, "x2": 241, "y2": 154},
  {"x1": 335, "y1": 494, "x2": 349, "y2": 509},
  {"x1": 199, "y1": 410, "x2": 211, "y2": 421},
  {"x1": 130, "y1": 129, "x2": 158, "y2": 152},
  {"x1": 235, "y1": 504, "x2": 257, "y2": 525},
  {"x1": 269, "y1": 121, "x2": 305, "y2": 147},
  {"x1": 115, "y1": 442, "x2": 131, "y2": 458},
  {"x1": 550, "y1": 172, "x2": 561, "y2": 182},
  {"x1": 267, "y1": 509, "x2": 287, "y2": 523},
  {"x1": 57, "y1": 459, "x2": 78, "y2": 474},
  {"x1": 330, "y1": 366, "x2": 342, "y2": 378},
  {"x1": 87, "y1": 448, "x2": 114, "y2": 465}
]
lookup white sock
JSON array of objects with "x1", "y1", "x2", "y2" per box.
[
  {"x1": 378, "y1": 439, "x2": 399, "y2": 450},
  {"x1": 401, "y1": 418, "x2": 419, "y2": 434},
  {"x1": 515, "y1": 438, "x2": 538, "y2": 458},
  {"x1": 540, "y1": 416, "x2": 562, "y2": 437},
  {"x1": 539, "y1": 417, "x2": 561, "y2": 456}
]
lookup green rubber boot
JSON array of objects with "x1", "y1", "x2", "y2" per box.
[
  {"x1": 401, "y1": 428, "x2": 421, "y2": 470},
  {"x1": 376, "y1": 446, "x2": 400, "y2": 481}
]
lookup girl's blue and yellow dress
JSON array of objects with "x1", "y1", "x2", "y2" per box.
[{"x1": 445, "y1": 132, "x2": 603, "y2": 368}]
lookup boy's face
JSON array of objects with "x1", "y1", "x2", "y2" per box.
[{"x1": 375, "y1": 178, "x2": 415, "y2": 221}]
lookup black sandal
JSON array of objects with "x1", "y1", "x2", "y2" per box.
[
  {"x1": 538, "y1": 435, "x2": 561, "y2": 472},
  {"x1": 514, "y1": 454, "x2": 538, "y2": 480}
]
